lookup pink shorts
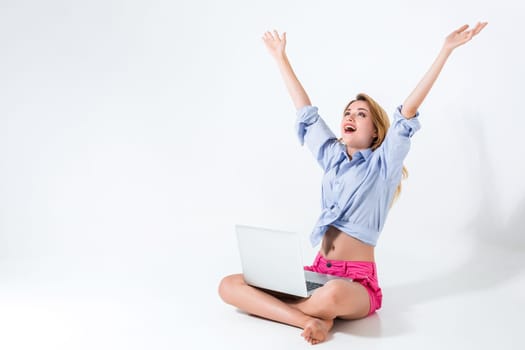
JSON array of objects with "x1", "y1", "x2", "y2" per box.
[{"x1": 304, "y1": 253, "x2": 382, "y2": 315}]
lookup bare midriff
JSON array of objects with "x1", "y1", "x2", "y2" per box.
[{"x1": 320, "y1": 226, "x2": 375, "y2": 262}]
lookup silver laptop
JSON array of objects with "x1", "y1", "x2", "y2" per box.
[{"x1": 235, "y1": 224, "x2": 351, "y2": 298}]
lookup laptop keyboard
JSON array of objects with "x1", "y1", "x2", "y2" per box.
[{"x1": 306, "y1": 280, "x2": 324, "y2": 292}]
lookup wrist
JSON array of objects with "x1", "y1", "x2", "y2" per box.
[
  {"x1": 272, "y1": 52, "x2": 287, "y2": 63},
  {"x1": 440, "y1": 44, "x2": 454, "y2": 56}
]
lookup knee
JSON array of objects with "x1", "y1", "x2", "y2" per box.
[
  {"x1": 314, "y1": 280, "x2": 370, "y2": 319},
  {"x1": 317, "y1": 281, "x2": 344, "y2": 306},
  {"x1": 218, "y1": 274, "x2": 243, "y2": 304}
]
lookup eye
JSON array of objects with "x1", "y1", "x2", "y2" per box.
[
  {"x1": 358, "y1": 112, "x2": 366, "y2": 118},
  {"x1": 344, "y1": 111, "x2": 350, "y2": 116}
]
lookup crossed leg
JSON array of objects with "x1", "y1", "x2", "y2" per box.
[{"x1": 218, "y1": 274, "x2": 371, "y2": 345}]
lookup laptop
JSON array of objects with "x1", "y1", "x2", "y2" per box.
[{"x1": 235, "y1": 224, "x2": 352, "y2": 298}]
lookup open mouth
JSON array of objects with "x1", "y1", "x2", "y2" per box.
[{"x1": 344, "y1": 125, "x2": 356, "y2": 133}]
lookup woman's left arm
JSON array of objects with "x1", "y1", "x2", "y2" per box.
[{"x1": 401, "y1": 22, "x2": 488, "y2": 119}]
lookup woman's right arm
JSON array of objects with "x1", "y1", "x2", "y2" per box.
[
  {"x1": 262, "y1": 30, "x2": 311, "y2": 110},
  {"x1": 263, "y1": 30, "x2": 339, "y2": 171}
]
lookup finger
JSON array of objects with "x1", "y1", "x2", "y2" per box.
[
  {"x1": 454, "y1": 24, "x2": 469, "y2": 34},
  {"x1": 273, "y1": 29, "x2": 281, "y2": 40},
  {"x1": 282, "y1": 31, "x2": 287, "y2": 43},
  {"x1": 473, "y1": 21, "x2": 488, "y2": 36},
  {"x1": 470, "y1": 22, "x2": 483, "y2": 36}
]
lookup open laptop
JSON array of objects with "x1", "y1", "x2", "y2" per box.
[{"x1": 235, "y1": 224, "x2": 351, "y2": 298}]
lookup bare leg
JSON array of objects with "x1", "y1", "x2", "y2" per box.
[
  {"x1": 288, "y1": 279, "x2": 371, "y2": 320},
  {"x1": 288, "y1": 279, "x2": 370, "y2": 344},
  {"x1": 219, "y1": 274, "x2": 333, "y2": 344},
  {"x1": 288, "y1": 280, "x2": 370, "y2": 344}
]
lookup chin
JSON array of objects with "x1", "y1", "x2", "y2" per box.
[{"x1": 340, "y1": 136, "x2": 352, "y2": 145}]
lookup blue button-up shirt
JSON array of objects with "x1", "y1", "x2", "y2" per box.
[{"x1": 296, "y1": 105, "x2": 421, "y2": 247}]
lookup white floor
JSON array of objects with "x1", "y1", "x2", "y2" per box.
[
  {"x1": 1, "y1": 223, "x2": 524, "y2": 350},
  {"x1": 2, "y1": 1, "x2": 524, "y2": 349}
]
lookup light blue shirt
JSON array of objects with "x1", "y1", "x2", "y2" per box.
[{"x1": 296, "y1": 105, "x2": 421, "y2": 247}]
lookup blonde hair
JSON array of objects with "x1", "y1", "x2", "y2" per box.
[{"x1": 343, "y1": 93, "x2": 408, "y2": 203}]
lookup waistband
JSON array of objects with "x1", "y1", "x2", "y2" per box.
[{"x1": 311, "y1": 253, "x2": 377, "y2": 277}]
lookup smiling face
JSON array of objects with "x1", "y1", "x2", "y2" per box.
[{"x1": 340, "y1": 100, "x2": 378, "y2": 156}]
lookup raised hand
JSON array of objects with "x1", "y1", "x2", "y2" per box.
[
  {"x1": 262, "y1": 30, "x2": 287, "y2": 59},
  {"x1": 443, "y1": 22, "x2": 488, "y2": 52},
  {"x1": 261, "y1": 29, "x2": 311, "y2": 109},
  {"x1": 401, "y1": 22, "x2": 488, "y2": 118}
]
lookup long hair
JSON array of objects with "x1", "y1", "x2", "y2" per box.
[{"x1": 343, "y1": 93, "x2": 408, "y2": 203}]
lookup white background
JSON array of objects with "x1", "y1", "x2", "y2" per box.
[{"x1": 1, "y1": 0, "x2": 524, "y2": 349}]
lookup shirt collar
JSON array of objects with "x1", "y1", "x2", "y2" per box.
[
  {"x1": 341, "y1": 147, "x2": 373, "y2": 161},
  {"x1": 358, "y1": 148, "x2": 373, "y2": 160}
]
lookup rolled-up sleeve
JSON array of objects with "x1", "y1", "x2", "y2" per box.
[
  {"x1": 391, "y1": 106, "x2": 421, "y2": 137},
  {"x1": 296, "y1": 105, "x2": 341, "y2": 171},
  {"x1": 377, "y1": 105, "x2": 421, "y2": 179}
]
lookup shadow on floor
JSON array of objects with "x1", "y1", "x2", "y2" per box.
[{"x1": 333, "y1": 115, "x2": 525, "y2": 338}]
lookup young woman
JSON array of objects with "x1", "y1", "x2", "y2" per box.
[{"x1": 219, "y1": 22, "x2": 487, "y2": 345}]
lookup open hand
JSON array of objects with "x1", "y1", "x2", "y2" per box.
[
  {"x1": 443, "y1": 22, "x2": 488, "y2": 51},
  {"x1": 262, "y1": 30, "x2": 287, "y2": 59}
]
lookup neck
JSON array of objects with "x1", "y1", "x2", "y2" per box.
[{"x1": 345, "y1": 146, "x2": 359, "y2": 158}]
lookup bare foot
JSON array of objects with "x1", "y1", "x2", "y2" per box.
[{"x1": 301, "y1": 318, "x2": 333, "y2": 345}]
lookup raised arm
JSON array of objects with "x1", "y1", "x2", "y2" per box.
[
  {"x1": 262, "y1": 30, "x2": 311, "y2": 110},
  {"x1": 401, "y1": 22, "x2": 488, "y2": 119}
]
